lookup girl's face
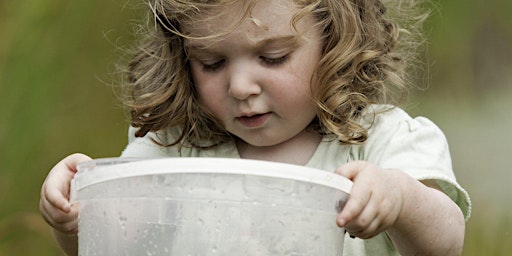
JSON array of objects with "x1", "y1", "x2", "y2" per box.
[{"x1": 184, "y1": 0, "x2": 322, "y2": 147}]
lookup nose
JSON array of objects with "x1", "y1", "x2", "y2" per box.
[{"x1": 227, "y1": 64, "x2": 261, "y2": 100}]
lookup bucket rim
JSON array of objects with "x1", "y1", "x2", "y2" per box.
[{"x1": 72, "y1": 157, "x2": 352, "y2": 200}]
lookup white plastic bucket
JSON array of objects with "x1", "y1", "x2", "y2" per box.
[{"x1": 72, "y1": 158, "x2": 352, "y2": 255}]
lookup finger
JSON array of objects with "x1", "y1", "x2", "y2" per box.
[
  {"x1": 352, "y1": 216, "x2": 383, "y2": 239},
  {"x1": 44, "y1": 153, "x2": 92, "y2": 212},
  {"x1": 57, "y1": 203, "x2": 80, "y2": 234},
  {"x1": 62, "y1": 153, "x2": 92, "y2": 174},
  {"x1": 345, "y1": 194, "x2": 385, "y2": 239},
  {"x1": 42, "y1": 176, "x2": 72, "y2": 213},
  {"x1": 62, "y1": 203, "x2": 80, "y2": 233},
  {"x1": 40, "y1": 178, "x2": 70, "y2": 214},
  {"x1": 334, "y1": 161, "x2": 368, "y2": 181},
  {"x1": 40, "y1": 194, "x2": 71, "y2": 224},
  {"x1": 40, "y1": 197, "x2": 79, "y2": 233},
  {"x1": 346, "y1": 194, "x2": 378, "y2": 231},
  {"x1": 337, "y1": 189, "x2": 372, "y2": 227}
]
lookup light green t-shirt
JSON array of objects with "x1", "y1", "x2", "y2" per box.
[{"x1": 121, "y1": 106, "x2": 471, "y2": 255}]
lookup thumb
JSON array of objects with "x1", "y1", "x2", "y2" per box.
[
  {"x1": 62, "y1": 153, "x2": 93, "y2": 174},
  {"x1": 334, "y1": 161, "x2": 369, "y2": 181}
]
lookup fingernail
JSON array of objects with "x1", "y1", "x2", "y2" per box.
[
  {"x1": 62, "y1": 203, "x2": 71, "y2": 213},
  {"x1": 337, "y1": 217, "x2": 345, "y2": 227}
]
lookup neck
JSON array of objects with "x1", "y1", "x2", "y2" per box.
[{"x1": 237, "y1": 130, "x2": 322, "y2": 166}]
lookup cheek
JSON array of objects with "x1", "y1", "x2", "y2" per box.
[
  {"x1": 195, "y1": 84, "x2": 215, "y2": 111},
  {"x1": 190, "y1": 64, "x2": 225, "y2": 97},
  {"x1": 193, "y1": 76, "x2": 227, "y2": 119},
  {"x1": 191, "y1": 69, "x2": 212, "y2": 102}
]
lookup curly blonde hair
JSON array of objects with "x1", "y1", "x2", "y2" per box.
[{"x1": 124, "y1": 0, "x2": 427, "y2": 147}]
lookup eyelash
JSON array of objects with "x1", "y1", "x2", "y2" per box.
[
  {"x1": 260, "y1": 55, "x2": 289, "y2": 66},
  {"x1": 202, "y1": 60, "x2": 225, "y2": 72},
  {"x1": 200, "y1": 54, "x2": 290, "y2": 72}
]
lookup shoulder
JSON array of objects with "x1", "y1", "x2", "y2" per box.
[
  {"x1": 359, "y1": 105, "x2": 452, "y2": 177},
  {"x1": 365, "y1": 105, "x2": 446, "y2": 146},
  {"x1": 121, "y1": 126, "x2": 185, "y2": 158},
  {"x1": 367, "y1": 105, "x2": 434, "y2": 129}
]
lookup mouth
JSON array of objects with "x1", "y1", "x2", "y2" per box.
[{"x1": 236, "y1": 112, "x2": 271, "y2": 128}]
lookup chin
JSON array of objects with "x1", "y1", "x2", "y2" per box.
[{"x1": 238, "y1": 136, "x2": 281, "y2": 148}]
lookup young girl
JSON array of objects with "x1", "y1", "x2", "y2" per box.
[{"x1": 40, "y1": 0, "x2": 471, "y2": 255}]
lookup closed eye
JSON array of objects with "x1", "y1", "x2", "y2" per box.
[
  {"x1": 260, "y1": 54, "x2": 289, "y2": 66},
  {"x1": 202, "y1": 59, "x2": 225, "y2": 72}
]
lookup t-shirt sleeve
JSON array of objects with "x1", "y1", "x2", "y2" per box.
[
  {"x1": 120, "y1": 126, "x2": 172, "y2": 158},
  {"x1": 362, "y1": 107, "x2": 471, "y2": 220}
]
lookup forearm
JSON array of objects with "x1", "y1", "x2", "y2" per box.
[
  {"x1": 387, "y1": 175, "x2": 465, "y2": 256},
  {"x1": 52, "y1": 228, "x2": 78, "y2": 256}
]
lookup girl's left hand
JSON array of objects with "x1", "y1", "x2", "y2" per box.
[{"x1": 334, "y1": 161, "x2": 406, "y2": 239}]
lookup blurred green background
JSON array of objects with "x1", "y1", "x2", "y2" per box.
[{"x1": 1, "y1": 0, "x2": 511, "y2": 255}]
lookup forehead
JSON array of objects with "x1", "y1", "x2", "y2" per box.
[{"x1": 181, "y1": 0, "x2": 306, "y2": 40}]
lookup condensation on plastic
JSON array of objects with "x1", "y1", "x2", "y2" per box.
[{"x1": 73, "y1": 157, "x2": 352, "y2": 256}]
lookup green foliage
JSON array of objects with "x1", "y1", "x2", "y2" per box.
[{"x1": 1, "y1": 0, "x2": 511, "y2": 255}]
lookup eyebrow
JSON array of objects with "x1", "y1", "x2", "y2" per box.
[
  {"x1": 253, "y1": 35, "x2": 301, "y2": 49},
  {"x1": 185, "y1": 35, "x2": 301, "y2": 54}
]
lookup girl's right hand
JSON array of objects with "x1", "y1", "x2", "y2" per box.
[{"x1": 39, "y1": 153, "x2": 92, "y2": 234}]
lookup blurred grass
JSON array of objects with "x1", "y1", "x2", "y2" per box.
[
  {"x1": 1, "y1": 0, "x2": 511, "y2": 255},
  {"x1": 0, "y1": 0, "x2": 138, "y2": 254}
]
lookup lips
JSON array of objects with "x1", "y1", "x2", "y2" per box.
[{"x1": 236, "y1": 112, "x2": 271, "y2": 128}]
